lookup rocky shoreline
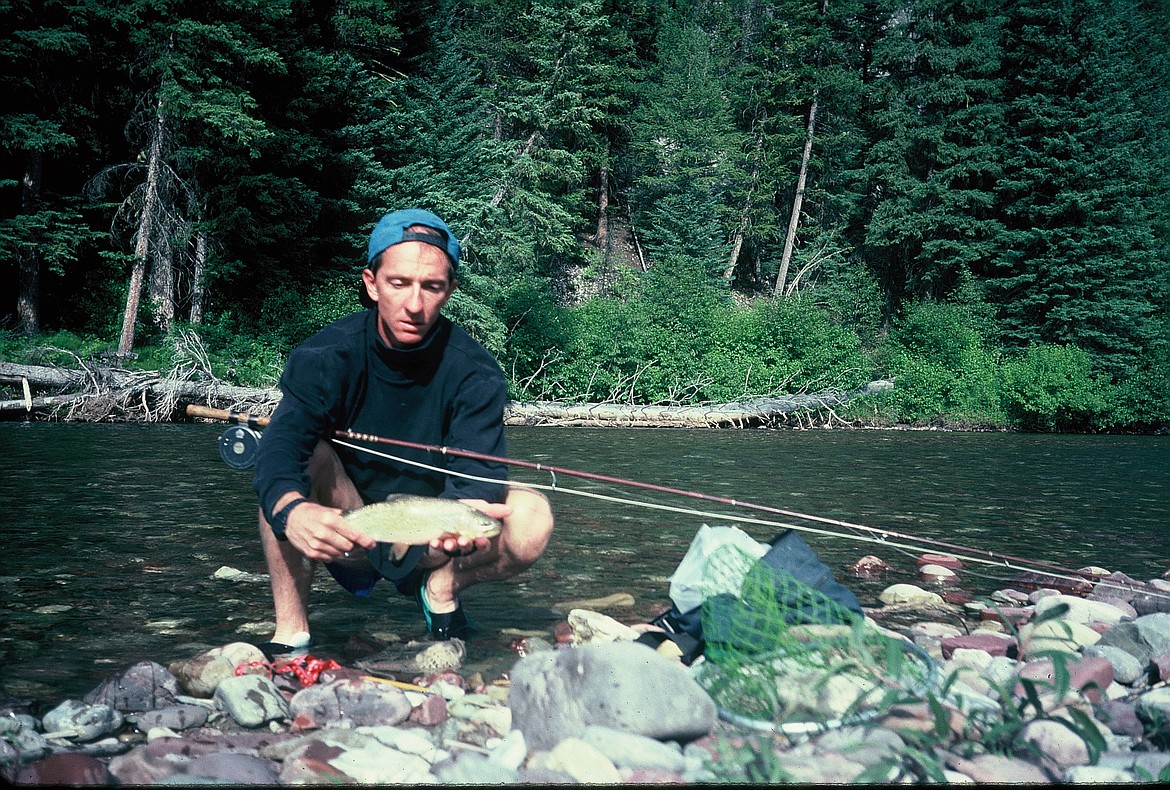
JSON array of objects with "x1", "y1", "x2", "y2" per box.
[{"x1": 3, "y1": 560, "x2": 1170, "y2": 785}]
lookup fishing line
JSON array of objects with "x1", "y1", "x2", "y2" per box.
[
  {"x1": 188, "y1": 406, "x2": 1162, "y2": 602},
  {"x1": 338, "y1": 428, "x2": 1081, "y2": 576},
  {"x1": 331, "y1": 437, "x2": 1164, "y2": 602}
]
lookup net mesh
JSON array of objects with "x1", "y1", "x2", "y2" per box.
[{"x1": 694, "y1": 543, "x2": 936, "y2": 734}]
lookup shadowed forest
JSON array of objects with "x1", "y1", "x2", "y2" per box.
[{"x1": 2, "y1": 0, "x2": 1168, "y2": 431}]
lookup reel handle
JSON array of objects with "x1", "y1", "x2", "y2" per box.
[{"x1": 186, "y1": 403, "x2": 270, "y2": 428}]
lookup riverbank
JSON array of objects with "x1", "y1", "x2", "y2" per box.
[
  {"x1": 4, "y1": 559, "x2": 1170, "y2": 785},
  {"x1": 1, "y1": 360, "x2": 901, "y2": 429}
]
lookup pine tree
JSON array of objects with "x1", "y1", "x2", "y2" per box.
[
  {"x1": 85, "y1": 0, "x2": 288, "y2": 352},
  {"x1": 0, "y1": 0, "x2": 102, "y2": 335},
  {"x1": 990, "y1": 0, "x2": 1168, "y2": 376},
  {"x1": 627, "y1": 7, "x2": 745, "y2": 280},
  {"x1": 856, "y1": 0, "x2": 1007, "y2": 315}
]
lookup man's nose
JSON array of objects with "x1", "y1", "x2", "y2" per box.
[{"x1": 404, "y1": 286, "x2": 424, "y2": 311}]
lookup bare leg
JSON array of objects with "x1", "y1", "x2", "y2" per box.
[
  {"x1": 259, "y1": 441, "x2": 364, "y2": 643},
  {"x1": 422, "y1": 486, "x2": 554, "y2": 612}
]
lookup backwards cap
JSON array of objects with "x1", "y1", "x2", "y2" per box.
[{"x1": 366, "y1": 208, "x2": 461, "y2": 269}]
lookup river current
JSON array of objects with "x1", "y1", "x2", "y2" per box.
[{"x1": 1, "y1": 422, "x2": 1166, "y2": 702}]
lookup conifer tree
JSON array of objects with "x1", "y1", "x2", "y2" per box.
[
  {"x1": 856, "y1": 0, "x2": 1007, "y2": 314},
  {"x1": 991, "y1": 0, "x2": 1167, "y2": 376},
  {"x1": 0, "y1": 0, "x2": 101, "y2": 335},
  {"x1": 627, "y1": 7, "x2": 744, "y2": 280}
]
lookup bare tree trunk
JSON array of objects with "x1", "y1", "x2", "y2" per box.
[
  {"x1": 148, "y1": 242, "x2": 175, "y2": 332},
  {"x1": 118, "y1": 98, "x2": 165, "y2": 355},
  {"x1": 774, "y1": 89, "x2": 819, "y2": 298},
  {"x1": 776, "y1": 0, "x2": 829, "y2": 298},
  {"x1": 595, "y1": 164, "x2": 609, "y2": 250},
  {"x1": 725, "y1": 133, "x2": 762, "y2": 282},
  {"x1": 16, "y1": 150, "x2": 43, "y2": 336},
  {"x1": 189, "y1": 231, "x2": 207, "y2": 324}
]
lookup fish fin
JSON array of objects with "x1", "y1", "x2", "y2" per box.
[{"x1": 391, "y1": 542, "x2": 410, "y2": 561}]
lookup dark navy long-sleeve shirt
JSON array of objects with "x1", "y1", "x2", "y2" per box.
[{"x1": 253, "y1": 310, "x2": 509, "y2": 524}]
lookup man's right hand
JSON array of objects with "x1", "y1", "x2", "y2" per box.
[{"x1": 282, "y1": 500, "x2": 378, "y2": 562}]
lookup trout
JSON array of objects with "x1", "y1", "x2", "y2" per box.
[{"x1": 343, "y1": 494, "x2": 502, "y2": 560}]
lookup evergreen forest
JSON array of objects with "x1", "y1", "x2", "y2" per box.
[{"x1": 2, "y1": 0, "x2": 1168, "y2": 432}]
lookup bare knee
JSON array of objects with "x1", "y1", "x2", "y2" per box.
[
  {"x1": 502, "y1": 486, "x2": 554, "y2": 566},
  {"x1": 306, "y1": 441, "x2": 363, "y2": 510}
]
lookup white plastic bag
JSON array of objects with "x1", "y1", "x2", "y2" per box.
[{"x1": 668, "y1": 524, "x2": 767, "y2": 613}]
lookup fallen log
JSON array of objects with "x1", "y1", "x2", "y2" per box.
[
  {"x1": 1, "y1": 360, "x2": 891, "y2": 427},
  {"x1": 0, "y1": 361, "x2": 280, "y2": 421}
]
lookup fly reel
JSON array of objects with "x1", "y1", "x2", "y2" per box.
[{"x1": 219, "y1": 425, "x2": 263, "y2": 469}]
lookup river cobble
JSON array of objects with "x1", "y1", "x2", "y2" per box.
[{"x1": 4, "y1": 563, "x2": 1170, "y2": 785}]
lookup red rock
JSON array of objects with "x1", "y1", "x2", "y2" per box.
[
  {"x1": 1009, "y1": 572, "x2": 1092, "y2": 597},
  {"x1": 940, "y1": 633, "x2": 1015, "y2": 659},
  {"x1": 1153, "y1": 652, "x2": 1170, "y2": 682},
  {"x1": 940, "y1": 589, "x2": 973, "y2": 605},
  {"x1": 623, "y1": 767, "x2": 687, "y2": 783},
  {"x1": 417, "y1": 670, "x2": 465, "y2": 689},
  {"x1": 1095, "y1": 699, "x2": 1145, "y2": 738},
  {"x1": 916, "y1": 553, "x2": 963, "y2": 570},
  {"x1": 317, "y1": 667, "x2": 368, "y2": 685},
  {"x1": 980, "y1": 606, "x2": 1032, "y2": 626},
  {"x1": 15, "y1": 753, "x2": 112, "y2": 785},
  {"x1": 408, "y1": 692, "x2": 448, "y2": 726},
  {"x1": 847, "y1": 555, "x2": 895, "y2": 577},
  {"x1": 1014, "y1": 656, "x2": 1113, "y2": 704}
]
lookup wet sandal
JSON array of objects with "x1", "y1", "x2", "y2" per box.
[
  {"x1": 255, "y1": 631, "x2": 311, "y2": 662},
  {"x1": 414, "y1": 571, "x2": 472, "y2": 641}
]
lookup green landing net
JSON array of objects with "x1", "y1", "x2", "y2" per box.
[{"x1": 693, "y1": 543, "x2": 937, "y2": 736}]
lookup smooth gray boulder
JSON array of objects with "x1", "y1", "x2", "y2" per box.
[{"x1": 509, "y1": 641, "x2": 716, "y2": 751}]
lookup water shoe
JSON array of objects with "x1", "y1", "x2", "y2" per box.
[
  {"x1": 414, "y1": 572, "x2": 472, "y2": 641},
  {"x1": 256, "y1": 630, "x2": 311, "y2": 662}
]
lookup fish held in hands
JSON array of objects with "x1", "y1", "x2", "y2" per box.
[{"x1": 344, "y1": 494, "x2": 502, "y2": 559}]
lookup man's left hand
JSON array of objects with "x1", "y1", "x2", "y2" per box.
[{"x1": 427, "y1": 498, "x2": 512, "y2": 555}]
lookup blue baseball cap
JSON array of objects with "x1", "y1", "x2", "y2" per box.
[{"x1": 366, "y1": 208, "x2": 461, "y2": 269}]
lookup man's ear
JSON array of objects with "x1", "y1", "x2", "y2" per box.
[{"x1": 361, "y1": 268, "x2": 378, "y2": 302}]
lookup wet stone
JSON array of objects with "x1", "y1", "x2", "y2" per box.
[
  {"x1": 13, "y1": 752, "x2": 112, "y2": 785},
  {"x1": 213, "y1": 675, "x2": 290, "y2": 728},
  {"x1": 133, "y1": 703, "x2": 210, "y2": 733},
  {"x1": 83, "y1": 661, "x2": 180, "y2": 713},
  {"x1": 41, "y1": 699, "x2": 124, "y2": 742}
]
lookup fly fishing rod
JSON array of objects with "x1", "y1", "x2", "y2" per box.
[{"x1": 185, "y1": 402, "x2": 1136, "y2": 589}]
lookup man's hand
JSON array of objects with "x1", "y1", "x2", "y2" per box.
[
  {"x1": 427, "y1": 498, "x2": 512, "y2": 555},
  {"x1": 283, "y1": 500, "x2": 378, "y2": 561}
]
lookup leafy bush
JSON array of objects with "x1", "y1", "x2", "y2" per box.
[
  {"x1": 1001, "y1": 344, "x2": 1113, "y2": 431},
  {"x1": 1107, "y1": 350, "x2": 1170, "y2": 431},
  {"x1": 867, "y1": 302, "x2": 1008, "y2": 426},
  {"x1": 0, "y1": 329, "x2": 113, "y2": 365},
  {"x1": 702, "y1": 298, "x2": 871, "y2": 402}
]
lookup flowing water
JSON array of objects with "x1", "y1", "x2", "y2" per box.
[{"x1": 1, "y1": 422, "x2": 1167, "y2": 704}]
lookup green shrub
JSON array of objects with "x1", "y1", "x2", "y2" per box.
[
  {"x1": 0, "y1": 329, "x2": 112, "y2": 365},
  {"x1": 702, "y1": 298, "x2": 870, "y2": 402},
  {"x1": 866, "y1": 302, "x2": 1008, "y2": 426},
  {"x1": 1107, "y1": 351, "x2": 1170, "y2": 431},
  {"x1": 1001, "y1": 344, "x2": 1113, "y2": 431}
]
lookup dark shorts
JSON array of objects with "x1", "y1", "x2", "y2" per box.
[{"x1": 323, "y1": 543, "x2": 426, "y2": 598}]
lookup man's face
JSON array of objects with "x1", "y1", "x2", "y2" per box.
[{"x1": 362, "y1": 242, "x2": 456, "y2": 348}]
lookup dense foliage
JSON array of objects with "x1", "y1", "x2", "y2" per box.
[{"x1": 2, "y1": 0, "x2": 1167, "y2": 431}]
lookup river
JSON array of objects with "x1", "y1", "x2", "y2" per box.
[{"x1": 1, "y1": 422, "x2": 1166, "y2": 704}]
